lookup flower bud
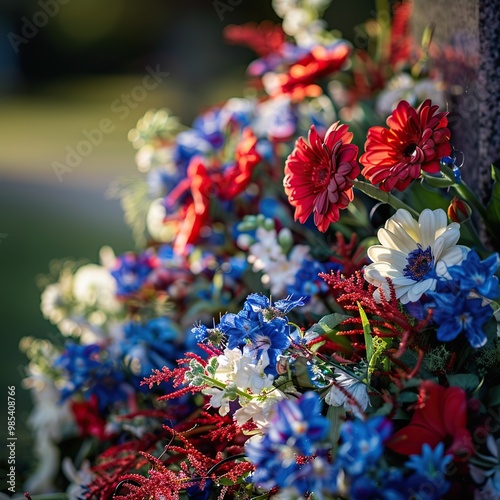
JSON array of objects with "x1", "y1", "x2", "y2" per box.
[{"x1": 447, "y1": 196, "x2": 472, "y2": 223}]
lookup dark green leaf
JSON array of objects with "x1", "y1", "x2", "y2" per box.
[
  {"x1": 447, "y1": 373, "x2": 480, "y2": 392},
  {"x1": 486, "y1": 165, "x2": 500, "y2": 224}
]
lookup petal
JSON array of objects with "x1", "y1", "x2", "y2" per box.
[{"x1": 367, "y1": 246, "x2": 408, "y2": 269}]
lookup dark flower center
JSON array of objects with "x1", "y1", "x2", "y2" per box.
[
  {"x1": 314, "y1": 166, "x2": 330, "y2": 185},
  {"x1": 403, "y1": 143, "x2": 418, "y2": 157},
  {"x1": 403, "y1": 245, "x2": 434, "y2": 281}
]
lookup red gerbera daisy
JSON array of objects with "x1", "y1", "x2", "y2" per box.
[
  {"x1": 284, "y1": 122, "x2": 360, "y2": 232},
  {"x1": 359, "y1": 99, "x2": 451, "y2": 191}
]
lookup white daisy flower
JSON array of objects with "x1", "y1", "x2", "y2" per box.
[{"x1": 364, "y1": 208, "x2": 469, "y2": 304}]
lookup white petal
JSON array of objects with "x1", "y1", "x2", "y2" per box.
[
  {"x1": 435, "y1": 246, "x2": 469, "y2": 277},
  {"x1": 389, "y1": 210, "x2": 420, "y2": 241},
  {"x1": 367, "y1": 246, "x2": 408, "y2": 268},
  {"x1": 378, "y1": 228, "x2": 417, "y2": 254},
  {"x1": 405, "y1": 279, "x2": 435, "y2": 302},
  {"x1": 418, "y1": 209, "x2": 438, "y2": 249},
  {"x1": 364, "y1": 263, "x2": 404, "y2": 280},
  {"x1": 433, "y1": 227, "x2": 461, "y2": 260}
]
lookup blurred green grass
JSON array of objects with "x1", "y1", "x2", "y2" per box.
[{"x1": 0, "y1": 73, "x2": 245, "y2": 486}]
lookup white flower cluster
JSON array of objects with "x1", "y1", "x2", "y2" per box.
[
  {"x1": 246, "y1": 227, "x2": 310, "y2": 296},
  {"x1": 202, "y1": 348, "x2": 290, "y2": 428},
  {"x1": 272, "y1": 0, "x2": 333, "y2": 46}
]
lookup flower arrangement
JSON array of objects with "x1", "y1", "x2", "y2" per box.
[{"x1": 22, "y1": 1, "x2": 500, "y2": 499}]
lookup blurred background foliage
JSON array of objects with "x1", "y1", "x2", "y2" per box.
[{"x1": 0, "y1": 0, "x2": 373, "y2": 485}]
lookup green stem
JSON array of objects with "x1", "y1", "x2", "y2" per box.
[
  {"x1": 203, "y1": 376, "x2": 254, "y2": 400},
  {"x1": 453, "y1": 182, "x2": 489, "y2": 222},
  {"x1": 438, "y1": 164, "x2": 487, "y2": 219},
  {"x1": 353, "y1": 179, "x2": 420, "y2": 218}
]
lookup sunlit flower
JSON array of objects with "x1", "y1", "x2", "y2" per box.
[
  {"x1": 360, "y1": 99, "x2": 451, "y2": 191},
  {"x1": 364, "y1": 208, "x2": 469, "y2": 304},
  {"x1": 72, "y1": 264, "x2": 121, "y2": 313},
  {"x1": 264, "y1": 42, "x2": 351, "y2": 100},
  {"x1": 376, "y1": 74, "x2": 446, "y2": 117},
  {"x1": 284, "y1": 122, "x2": 360, "y2": 232}
]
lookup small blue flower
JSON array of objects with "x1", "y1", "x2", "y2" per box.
[
  {"x1": 350, "y1": 472, "x2": 409, "y2": 500},
  {"x1": 121, "y1": 318, "x2": 182, "y2": 381},
  {"x1": 447, "y1": 250, "x2": 499, "y2": 299},
  {"x1": 287, "y1": 259, "x2": 340, "y2": 302},
  {"x1": 429, "y1": 291, "x2": 492, "y2": 348},
  {"x1": 111, "y1": 251, "x2": 157, "y2": 296},
  {"x1": 337, "y1": 416, "x2": 393, "y2": 477},
  {"x1": 185, "y1": 479, "x2": 213, "y2": 500},
  {"x1": 245, "y1": 392, "x2": 331, "y2": 493},
  {"x1": 55, "y1": 343, "x2": 128, "y2": 410},
  {"x1": 405, "y1": 443, "x2": 452, "y2": 499},
  {"x1": 218, "y1": 294, "x2": 303, "y2": 375}
]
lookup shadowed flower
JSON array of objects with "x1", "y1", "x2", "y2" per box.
[
  {"x1": 387, "y1": 381, "x2": 473, "y2": 457},
  {"x1": 284, "y1": 121, "x2": 360, "y2": 232},
  {"x1": 360, "y1": 99, "x2": 451, "y2": 191},
  {"x1": 428, "y1": 292, "x2": 492, "y2": 348},
  {"x1": 364, "y1": 208, "x2": 468, "y2": 304}
]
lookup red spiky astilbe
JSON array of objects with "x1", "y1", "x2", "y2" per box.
[
  {"x1": 106, "y1": 415, "x2": 254, "y2": 500},
  {"x1": 86, "y1": 430, "x2": 172, "y2": 500},
  {"x1": 87, "y1": 347, "x2": 254, "y2": 499},
  {"x1": 330, "y1": 232, "x2": 368, "y2": 276},
  {"x1": 320, "y1": 270, "x2": 430, "y2": 357}
]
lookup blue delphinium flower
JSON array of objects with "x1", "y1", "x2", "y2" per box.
[
  {"x1": 287, "y1": 259, "x2": 340, "y2": 303},
  {"x1": 349, "y1": 471, "x2": 409, "y2": 500},
  {"x1": 429, "y1": 291, "x2": 492, "y2": 348},
  {"x1": 55, "y1": 343, "x2": 128, "y2": 410},
  {"x1": 447, "y1": 250, "x2": 500, "y2": 299},
  {"x1": 120, "y1": 318, "x2": 182, "y2": 382},
  {"x1": 337, "y1": 416, "x2": 393, "y2": 477},
  {"x1": 404, "y1": 443, "x2": 452, "y2": 500},
  {"x1": 111, "y1": 251, "x2": 157, "y2": 296},
  {"x1": 218, "y1": 294, "x2": 303, "y2": 375},
  {"x1": 245, "y1": 392, "x2": 333, "y2": 496}
]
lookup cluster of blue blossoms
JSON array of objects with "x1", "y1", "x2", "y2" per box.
[{"x1": 245, "y1": 392, "x2": 453, "y2": 500}]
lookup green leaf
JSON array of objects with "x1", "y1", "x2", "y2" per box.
[
  {"x1": 488, "y1": 386, "x2": 500, "y2": 407},
  {"x1": 358, "y1": 302, "x2": 373, "y2": 363},
  {"x1": 218, "y1": 477, "x2": 236, "y2": 486},
  {"x1": 292, "y1": 356, "x2": 316, "y2": 388},
  {"x1": 486, "y1": 165, "x2": 500, "y2": 224},
  {"x1": 206, "y1": 357, "x2": 218, "y2": 377},
  {"x1": 306, "y1": 313, "x2": 352, "y2": 351},
  {"x1": 307, "y1": 313, "x2": 350, "y2": 336},
  {"x1": 224, "y1": 383, "x2": 239, "y2": 401},
  {"x1": 447, "y1": 373, "x2": 480, "y2": 392},
  {"x1": 326, "y1": 404, "x2": 346, "y2": 458},
  {"x1": 398, "y1": 391, "x2": 419, "y2": 403}
]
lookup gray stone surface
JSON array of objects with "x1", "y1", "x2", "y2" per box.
[{"x1": 412, "y1": 0, "x2": 500, "y2": 200}]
